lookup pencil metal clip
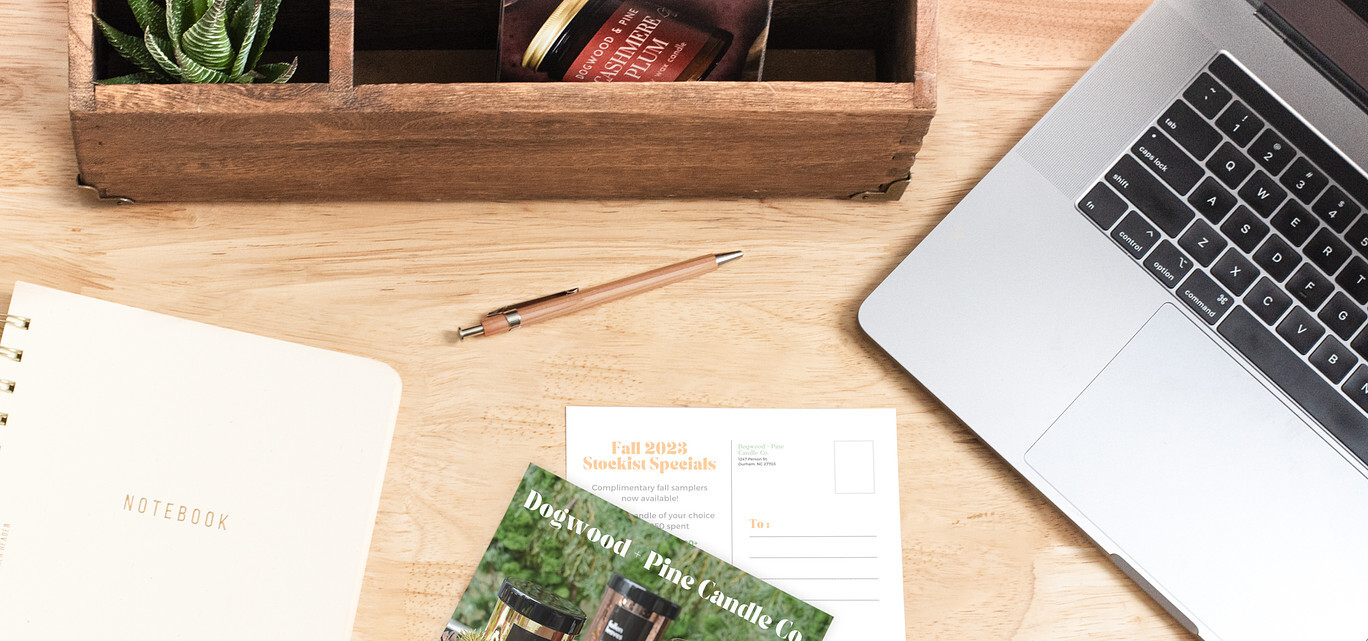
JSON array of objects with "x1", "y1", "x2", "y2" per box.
[{"x1": 488, "y1": 289, "x2": 579, "y2": 316}]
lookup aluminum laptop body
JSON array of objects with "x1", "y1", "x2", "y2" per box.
[{"x1": 860, "y1": 1, "x2": 1368, "y2": 639}]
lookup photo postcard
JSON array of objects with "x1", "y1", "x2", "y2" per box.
[{"x1": 440, "y1": 464, "x2": 833, "y2": 641}]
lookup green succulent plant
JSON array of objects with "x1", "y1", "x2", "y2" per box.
[{"x1": 93, "y1": 0, "x2": 296, "y2": 84}]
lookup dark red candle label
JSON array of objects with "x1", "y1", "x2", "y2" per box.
[{"x1": 566, "y1": 1, "x2": 709, "y2": 82}]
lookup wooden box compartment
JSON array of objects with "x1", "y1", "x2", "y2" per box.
[{"x1": 69, "y1": 0, "x2": 936, "y2": 202}]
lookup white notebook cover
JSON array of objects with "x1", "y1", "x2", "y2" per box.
[{"x1": 0, "y1": 282, "x2": 402, "y2": 640}]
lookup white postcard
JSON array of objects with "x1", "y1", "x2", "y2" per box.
[{"x1": 566, "y1": 407, "x2": 904, "y2": 641}]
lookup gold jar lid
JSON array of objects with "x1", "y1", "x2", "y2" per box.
[{"x1": 522, "y1": 0, "x2": 595, "y2": 71}]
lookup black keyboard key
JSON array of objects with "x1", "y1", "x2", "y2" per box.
[
  {"x1": 1187, "y1": 177, "x2": 1237, "y2": 223},
  {"x1": 1287, "y1": 264, "x2": 1334, "y2": 310},
  {"x1": 1222, "y1": 206, "x2": 1270, "y2": 253},
  {"x1": 1105, "y1": 156, "x2": 1195, "y2": 237},
  {"x1": 1320, "y1": 292, "x2": 1367, "y2": 340},
  {"x1": 1337, "y1": 257, "x2": 1368, "y2": 304},
  {"x1": 1213, "y1": 249, "x2": 1259, "y2": 295},
  {"x1": 1143, "y1": 241, "x2": 1195, "y2": 289},
  {"x1": 1184, "y1": 73, "x2": 1232, "y2": 119},
  {"x1": 1238, "y1": 171, "x2": 1287, "y2": 218},
  {"x1": 1158, "y1": 101, "x2": 1221, "y2": 160},
  {"x1": 1111, "y1": 211, "x2": 1161, "y2": 259},
  {"x1": 1313, "y1": 186, "x2": 1361, "y2": 233},
  {"x1": 1270, "y1": 201, "x2": 1319, "y2": 246},
  {"x1": 1352, "y1": 329, "x2": 1368, "y2": 361},
  {"x1": 1249, "y1": 129, "x2": 1295, "y2": 175},
  {"x1": 1177, "y1": 271, "x2": 1235, "y2": 325},
  {"x1": 1347, "y1": 216, "x2": 1368, "y2": 257},
  {"x1": 1306, "y1": 228, "x2": 1351, "y2": 275},
  {"x1": 1253, "y1": 235, "x2": 1301, "y2": 282},
  {"x1": 1215, "y1": 101, "x2": 1263, "y2": 147},
  {"x1": 1344, "y1": 366, "x2": 1368, "y2": 415},
  {"x1": 1207, "y1": 143, "x2": 1256, "y2": 189},
  {"x1": 1247, "y1": 277, "x2": 1293, "y2": 325},
  {"x1": 1079, "y1": 183, "x2": 1128, "y2": 229},
  {"x1": 1179, "y1": 219, "x2": 1228, "y2": 266},
  {"x1": 1132, "y1": 128, "x2": 1204, "y2": 195},
  {"x1": 1278, "y1": 306, "x2": 1326, "y2": 354},
  {"x1": 1282, "y1": 157, "x2": 1330, "y2": 204},
  {"x1": 1311, "y1": 337, "x2": 1357, "y2": 384},
  {"x1": 1220, "y1": 307, "x2": 1368, "y2": 464}
]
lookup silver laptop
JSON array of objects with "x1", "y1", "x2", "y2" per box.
[{"x1": 860, "y1": 1, "x2": 1368, "y2": 639}]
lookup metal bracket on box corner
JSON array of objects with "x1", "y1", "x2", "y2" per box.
[
  {"x1": 849, "y1": 173, "x2": 911, "y2": 202},
  {"x1": 76, "y1": 175, "x2": 135, "y2": 204}
]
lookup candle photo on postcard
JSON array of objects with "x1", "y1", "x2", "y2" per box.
[{"x1": 499, "y1": 0, "x2": 774, "y2": 82}]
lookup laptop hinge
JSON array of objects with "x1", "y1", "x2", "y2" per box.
[{"x1": 1254, "y1": 1, "x2": 1368, "y2": 113}]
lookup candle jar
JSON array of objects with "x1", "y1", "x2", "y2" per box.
[
  {"x1": 522, "y1": 0, "x2": 733, "y2": 82},
  {"x1": 582, "y1": 574, "x2": 682, "y2": 641},
  {"x1": 483, "y1": 578, "x2": 588, "y2": 641}
]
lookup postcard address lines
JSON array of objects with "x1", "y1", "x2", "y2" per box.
[{"x1": 746, "y1": 534, "x2": 883, "y2": 604}]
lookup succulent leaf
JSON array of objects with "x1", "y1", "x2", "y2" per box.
[
  {"x1": 144, "y1": 29, "x2": 185, "y2": 81},
  {"x1": 181, "y1": 0, "x2": 233, "y2": 70},
  {"x1": 192, "y1": 0, "x2": 210, "y2": 21},
  {"x1": 228, "y1": 0, "x2": 261, "y2": 77},
  {"x1": 254, "y1": 57, "x2": 296, "y2": 83},
  {"x1": 93, "y1": 16, "x2": 170, "y2": 81},
  {"x1": 225, "y1": 0, "x2": 248, "y2": 28},
  {"x1": 126, "y1": 0, "x2": 168, "y2": 39},
  {"x1": 247, "y1": 0, "x2": 281, "y2": 71},
  {"x1": 96, "y1": 71, "x2": 161, "y2": 85},
  {"x1": 176, "y1": 48, "x2": 230, "y2": 82},
  {"x1": 166, "y1": 0, "x2": 194, "y2": 53}
]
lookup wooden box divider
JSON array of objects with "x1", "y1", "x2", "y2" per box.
[{"x1": 70, "y1": 0, "x2": 937, "y2": 202}]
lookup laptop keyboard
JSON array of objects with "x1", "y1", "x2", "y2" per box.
[{"x1": 1078, "y1": 53, "x2": 1368, "y2": 465}]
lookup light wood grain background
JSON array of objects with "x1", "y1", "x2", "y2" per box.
[{"x1": 0, "y1": 0, "x2": 1194, "y2": 639}]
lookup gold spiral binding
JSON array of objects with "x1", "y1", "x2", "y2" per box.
[
  {"x1": 0, "y1": 347, "x2": 20, "y2": 362},
  {"x1": 1, "y1": 314, "x2": 29, "y2": 330},
  {"x1": 0, "y1": 314, "x2": 27, "y2": 426},
  {"x1": 0, "y1": 380, "x2": 12, "y2": 393}
]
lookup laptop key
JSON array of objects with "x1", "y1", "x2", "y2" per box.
[
  {"x1": 1247, "y1": 277, "x2": 1293, "y2": 325},
  {"x1": 1215, "y1": 101, "x2": 1263, "y2": 147},
  {"x1": 1111, "y1": 212, "x2": 1160, "y2": 258},
  {"x1": 1286, "y1": 264, "x2": 1333, "y2": 311},
  {"x1": 1320, "y1": 292, "x2": 1367, "y2": 340},
  {"x1": 1311, "y1": 337, "x2": 1358, "y2": 384},
  {"x1": 1353, "y1": 329, "x2": 1368, "y2": 361},
  {"x1": 1188, "y1": 177, "x2": 1237, "y2": 223},
  {"x1": 1282, "y1": 157, "x2": 1330, "y2": 204},
  {"x1": 1270, "y1": 201, "x2": 1319, "y2": 246},
  {"x1": 1249, "y1": 129, "x2": 1295, "y2": 175},
  {"x1": 1106, "y1": 156, "x2": 1194, "y2": 237},
  {"x1": 1079, "y1": 183, "x2": 1128, "y2": 229},
  {"x1": 1278, "y1": 306, "x2": 1326, "y2": 354},
  {"x1": 1208, "y1": 143, "x2": 1255, "y2": 189},
  {"x1": 1313, "y1": 186, "x2": 1361, "y2": 233},
  {"x1": 1253, "y1": 234, "x2": 1301, "y2": 282},
  {"x1": 1344, "y1": 366, "x2": 1368, "y2": 415},
  {"x1": 1213, "y1": 249, "x2": 1258, "y2": 295},
  {"x1": 1185, "y1": 73, "x2": 1232, "y2": 119},
  {"x1": 1222, "y1": 206, "x2": 1270, "y2": 253},
  {"x1": 1238, "y1": 171, "x2": 1288, "y2": 218},
  {"x1": 1179, "y1": 219, "x2": 1227, "y2": 266},
  {"x1": 1219, "y1": 308, "x2": 1368, "y2": 460},
  {"x1": 1159, "y1": 101, "x2": 1221, "y2": 160},
  {"x1": 1346, "y1": 216, "x2": 1368, "y2": 257},
  {"x1": 1144, "y1": 241, "x2": 1195, "y2": 289},
  {"x1": 1132, "y1": 128, "x2": 1203, "y2": 195},
  {"x1": 1177, "y1": 271, "x2": 1235, "y2": 325},
  {"x1": 1336, "y1": 257, "x2": 1368, "y2": 304},
  {"x1": 1305, "y1": 228, "x2": 1351, "y2": 275}
]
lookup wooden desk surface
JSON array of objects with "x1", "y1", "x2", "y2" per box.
[{"x1": 0, "y1": 0, "x2": 1193, "y2": 638}]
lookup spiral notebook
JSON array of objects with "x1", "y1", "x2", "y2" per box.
[{"x1": 0, "y1": 282, "x2": 402, "y2": 641}]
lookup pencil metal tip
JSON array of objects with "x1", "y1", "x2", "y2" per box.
[
  {"x1": 458, "y1": 325, "x2": 485, "y2": 340},
  {"x1": 715, "y1": 251, "x2": 744, "y2": 266}
]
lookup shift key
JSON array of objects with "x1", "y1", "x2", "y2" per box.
[
  {"x1": 1132, "y1": 128, "x2": 1204, "y2": 195},
  {"x1": 1177, "y1": 271, "x2": 1235, "y2": 325},
  {"x1": 1106, "y1": 155, "x2": 1196, "y2": 237}
]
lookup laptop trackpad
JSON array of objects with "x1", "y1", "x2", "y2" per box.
[{"x1": 1026, "y1": 304, "x2": 1368, "y2": 641}]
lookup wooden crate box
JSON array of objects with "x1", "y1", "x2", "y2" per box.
[{"x1": 69, "y1": 0, "x2": 937, "y2": 202}]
